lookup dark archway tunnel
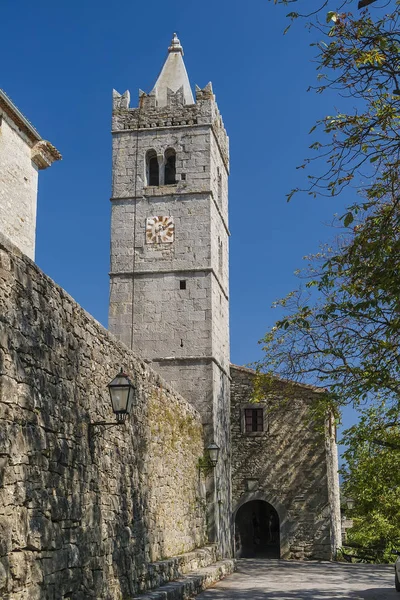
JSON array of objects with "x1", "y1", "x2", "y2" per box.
[{"x1": 234, "y1": 500, "x2": 280, "y2": 558}]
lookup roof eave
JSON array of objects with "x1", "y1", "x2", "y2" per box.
[{"x1": 0, "y1": 88, "x2": 42, "y2": 142}]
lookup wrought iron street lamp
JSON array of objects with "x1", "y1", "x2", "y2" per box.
[
  {"x1": 199, "y1": 442, "x2": 220, "y2": 471},
  {"x1": 108, "y1": 368, "x2": 136, "y2": 422},
  {"x1": 88, "y1": 368, "x2": 136, "y2": 445},
  {"x1": 207, "y1": 443, "x2": 220, "y2": 468}
]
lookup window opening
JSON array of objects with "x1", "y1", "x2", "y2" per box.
[
  {"x1": 218, "y1": 237, "x2": 223, "y2": 273},
  {"x1": 164, "y1": 149, "x2": 176, "y2": 185},
  {"x1": 180, "y1": 280, "x2": 186, "y2": 290},
  {"x1": 147, "y1": 150, "x2": 159, "y2": 186},
  {"x1": 217, "y1": 167, "x2": 222, "y2": 206},
  {"x1": 244, "y1": 408, "x2": 264, "y2": 433},
  {"x1": 181, "y1": 173, "x2": 186, "y2": 181}
]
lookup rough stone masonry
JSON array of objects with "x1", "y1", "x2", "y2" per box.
[
  {"x1": 0, "y1": 232, "x2": 208, "y2": 600},
  {"x1": 230, "y1": 365, "x2": 342, "y2": 561},
  {"x1": 109, "y1": 33, "x2": 231, "y2": 557}
]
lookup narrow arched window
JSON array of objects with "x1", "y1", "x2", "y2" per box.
[
  {"x1": 217, "y1": 167, "x2": 222, "y2": 206},
  {"x1": 146, "y1": 150, "x2": 159, "y2": 186},
  {"x1": 164, "y1": 148, "x2": 176, "y2": 185}
]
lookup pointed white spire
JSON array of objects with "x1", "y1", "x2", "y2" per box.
[{"x1": 151, "y1": 33, "x2": 194, "y2": 107}]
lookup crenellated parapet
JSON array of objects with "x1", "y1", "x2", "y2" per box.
[{"x1": 112, "y1": 82, "x2": 229, "y2": 169}]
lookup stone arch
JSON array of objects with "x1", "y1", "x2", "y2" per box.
[
  {"x1": 233, "y1": 492, "x2": 290, "y2": 558},
  {"x1": 146, "y1": 149, "x2": 159, "y2": 186},
  {"x1": 164, "y1": 148, "x2": 176, "y2": 185}
]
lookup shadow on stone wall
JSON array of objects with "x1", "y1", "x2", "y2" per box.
[
  {"x1": 0, "y1": 236, "x2": 206, "y2": 599},
  {"x1": 230, "y1": 367, "x2": 333, "y2": 560},
  {"x1": 215, "y1": 370, "x2": 232, "y2": 557}
]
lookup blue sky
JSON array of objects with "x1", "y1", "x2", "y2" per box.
[{"x1": 2, "y1": 0, "x2": 355, "y2": 428}]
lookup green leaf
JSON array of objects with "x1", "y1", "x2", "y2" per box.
[{"x1": 343, "y1": 212, "x2": 354, "y2": 227}]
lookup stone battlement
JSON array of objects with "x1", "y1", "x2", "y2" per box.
[{"x1": 112, "y1": 84, "x2": 229, "y2": 169}]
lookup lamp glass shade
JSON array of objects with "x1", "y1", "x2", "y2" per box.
[
  {"x1": 108, "y1": 369, "x2": 135, "y2": 416},
  {"x1": 207, "y1": 443, "x2": 220, "y2": 467}
]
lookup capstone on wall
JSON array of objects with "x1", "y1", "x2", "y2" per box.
[
  {"x1": 0, "y1": 114, "x2": 39, "y2": 260},
  {"x1": 230, "y1": 365, "x2": 342, "y2": 561},
  {"x1": 0, "y1": 232, "x2": 207, "y2": 600}
]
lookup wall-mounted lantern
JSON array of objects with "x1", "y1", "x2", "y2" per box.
[
  {"x1": 346, "y1": 497, "x2": 355, "y2": 511},
  {"x1": 108, "y1": 368, "x2": 136, "y2": 422},
  {"x1": 199, "y1": 442, "x2": 220, "y2": 472},
  {"x1": 207, "y1": 443, "x2": 220, "y2": 467},
  {"x1": 88, "y1": 368, "x2": 136, "y2": 444}
]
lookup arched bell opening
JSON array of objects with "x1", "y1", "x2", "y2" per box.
[
  {"x1": 164, "y1": 148, "x2": 176, "y2": 185},
  {"x1": 234, "y1": 499, "x2": 280, "y2": 558},
  {"x1": 146, "y1": 149, "x2": 159, "y2": 186}
]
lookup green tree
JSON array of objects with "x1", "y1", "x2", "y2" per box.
[
  {"x1": 255, "y1": 0, "x2": 400, "y2": 555},
  {"x1": 255, "y1": 197, "x2": 400, "y2": 414},
  {"x1": 254, "y1": 1, "x2": 400, "y2": 414},
  {"x1": 341, "y1": 405, "x2": 400, "y2": 558},
  {"x1": 282, "y1": 2, "x2": 400, "y2": 208}
]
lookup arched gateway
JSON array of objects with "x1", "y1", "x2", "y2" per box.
[{"x1": 234, "y1": 500, "x2": 280, "y2": 558}]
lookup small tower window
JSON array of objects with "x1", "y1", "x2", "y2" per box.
[
  {"x1": 146, "y1": 150, "x2": 159, "y2": 186},
  {"x1": 164, "y1": 148, "x2": 176, "y2": 185},
  {"x1": 217, "y1": 167, "x2": 222, "y2": 206},
  {"x1": 180, "y1": 280, "x2": 186, "y2": 290}
]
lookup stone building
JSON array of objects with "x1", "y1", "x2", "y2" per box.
[
  {"x1": 109, "y1": 33, "x2": 231, "y2": 556},
  {"x1": 0, "y1": 76, "x2": 234, "y2": 600},
  {"x1": 0, "y1": 89, "x2": 61, "y2": 259},
  {"x1": 109, "y1": 33, "x2": 341, "y2": 562},
  {"x1": 230, "y1": 365, "x2": 341, "y2": 560},
  {"x1": 0, "y1": 31, "x2": 342, "y2": 600}
]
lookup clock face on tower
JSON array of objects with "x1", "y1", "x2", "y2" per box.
[{"x1": 146, "y1": 216, "x2": 175, "y2": 244}]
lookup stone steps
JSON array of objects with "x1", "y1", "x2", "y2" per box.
[
  {"x1": 132, "y1": 558, "x2": 235, "y2": 600},
  {"x1": 134, "y1": 546, "x2": 218, "y2": 594}
]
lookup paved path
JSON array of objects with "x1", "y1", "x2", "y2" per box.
[{"x1": 195, "y1": 559, "x2": 397, "y2": 599}]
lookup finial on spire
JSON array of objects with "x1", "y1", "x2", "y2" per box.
[
  {"x1": 151, "y1": 33, "x2": 193, "y2": 106},
  {"x1": 168, "y1": 33, "x2": 183, "y2": 55}
]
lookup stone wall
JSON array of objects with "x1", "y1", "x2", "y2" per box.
[
  {"x1": 230, "y1": 365, "x2": 341, "y2": 561},
  {"x1": 0, "y1": 232, "x2": 207, "y2": 600},
  {"x1": 0, "y1": 112, "x2": 38, "y2": 260}
]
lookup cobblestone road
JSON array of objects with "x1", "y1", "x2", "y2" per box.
[{"x1": 195, "y1": 559, "x2": 397, "y2": 599}]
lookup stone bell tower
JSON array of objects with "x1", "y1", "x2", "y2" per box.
[{"x1": 109, "y1": 34, "x2": 231, "y2": 555}]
